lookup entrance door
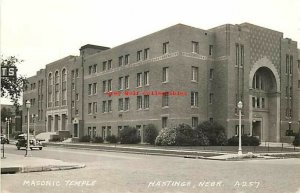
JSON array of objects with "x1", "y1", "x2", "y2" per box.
[
  {"x1": 73, "y1": 123, "x2": 78, "y2": 138},
  {"x1": 252, "y1": 121, "x2": 261, "y2": 140}
]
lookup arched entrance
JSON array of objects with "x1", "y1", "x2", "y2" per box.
[{"x1": 249, "y1": 57, "x2": 280, "y2": 142}]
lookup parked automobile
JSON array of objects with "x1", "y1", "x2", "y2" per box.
[
  {"x1": 16, "y1": 134, "x2": 43, "y2": 150},
  {"x1": 0, "y1": 134, "x2": 9, "y2": 144}
]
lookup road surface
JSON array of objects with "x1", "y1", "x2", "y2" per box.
[{"x1": 1, "y1": 144, "x2": 300, "y2": 193}]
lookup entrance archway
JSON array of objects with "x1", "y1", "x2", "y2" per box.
[{"x1": 249, "y1": 57, "x2": 280, "y2": 142}]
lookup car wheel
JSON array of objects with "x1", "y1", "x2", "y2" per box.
[
  {"x1": 39, "y1": 147, "x2": 42, "y2": 150},
  {"x1": 30, "y1": 147, "x2": 33, "y2": 150},
  {"x1": 17, "y1": 146, "x2": 20, "y2": 150}
]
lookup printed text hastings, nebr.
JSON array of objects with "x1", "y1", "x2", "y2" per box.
[{"x1": 147, "y1": 181, "x2": 260, "y2": 189}]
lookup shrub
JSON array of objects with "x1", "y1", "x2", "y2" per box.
[
  {"x1": 155, "y1": 124, "x2": 207, "y2": 146},
  {"x1": 227, "y1": 135, "x2": 260, "y2": 146},
  {"x1": 144, "y1": 124, "x2": 159, "y2": 144},
  {"x1": 196, "y1": 121, "x2": 227, "y2": 146},
  {"x1": 92, "y1": 136, "x2": 104, "y2": 143},
  {"x1": 293, "y1": 133, "x2": 300, "y2": 146},
  {"x1": 80, "y1": 135, "x2": 91, "y2": 142},
  {"x1": 106, "y1": 135, "x2": 118, "y2": 143},
  {"x1": 119, "y1": 127, "x2": 140, "y2": 144},
  {"x1": 155, "y1": 127, "x2": 177, "y2": 146}
]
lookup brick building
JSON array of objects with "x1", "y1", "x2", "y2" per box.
[{"x1": 22, "y1": 23, "x2": 300, "y2": 142}]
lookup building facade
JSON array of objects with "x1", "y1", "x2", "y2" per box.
[{"x1": 22, "y1": 23, "x2": 300, "y2": 142}]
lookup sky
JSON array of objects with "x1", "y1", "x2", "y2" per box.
[{"x1": 1, "y1": 0, "x2": 300, "y2": 104}]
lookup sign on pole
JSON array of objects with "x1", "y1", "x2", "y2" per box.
[{"x1": 1, "y1": 66, "x2": 17, "y2": 78}]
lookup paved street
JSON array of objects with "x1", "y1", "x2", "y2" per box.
[{"x1": 1, "y1": 144, "x2": 300, "y2": 193}]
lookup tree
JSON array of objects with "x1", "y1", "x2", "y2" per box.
[
  {"x1": 1, "y1": 107, "x2": 13, "y2": 123},
  {"x1": 1, "y1": 56, "x2": 28, "y2": 110}
]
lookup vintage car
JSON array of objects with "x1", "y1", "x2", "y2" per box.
[
  {"x1": 16, "y1": 134, "x2": 43, "y2": 150},
  {"x1": 1, "y1": 134, "x2": 9, "y2": 144}
]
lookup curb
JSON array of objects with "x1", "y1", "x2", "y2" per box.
[{"x1": 1, "y1": 164, "x2": 85, "y2": 174}]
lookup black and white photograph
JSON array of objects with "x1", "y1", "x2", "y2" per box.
[{"x1": 1, "y1": 0, "x2": 300, "y2": 192}]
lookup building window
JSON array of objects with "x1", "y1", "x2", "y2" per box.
[
  {"x1": 92, "y1": 127, "x2": 96, "y2": 138},
  {"x1": 144, "y1": 48, "x2": 150, "y2": 60},
  {"x1": 102, "y1": 101, "x2": 107, "y2": 113},
  {"x1": 144, "y1": 95, "x2": 149, "y2": 109},
  {"x1": 192, "y1": 41, "x2": 199, "y2": 54},
  {"x1": 235, "y1": 125, "x2": 245, "y2": 136},
  {"x1": 108, "y1": 79, "x2": 112, "y2": 92},
  {"x1": 62, "y1": 90, "x2": 67, "y2": 106},
  {"x1": 286, "y1": 55, "x2": 289, "y2": 74},
  {"x1": 298, "y1": 80, "x2": 300, "y2": 88},
  {"x1": 261, "y1": 98, "x2": 265, "y2": 108},
  {"x1": 192, "y1": 117, "x2": 198, "y2": 128},
  {"x1": 72, "y1": 82, "x2": 75, "y2": 90},
  {"x1": 137, "y1": 50, "x2": 142, "y2": 61},
  {"x1": 118, "y1": 126, "x2": 122, "y2": 138},
  {"x1": 118, "y1": 98, "x2": 124, "y2": 111},
  {"x1": 88, "y1": 66, "x2": 92, "y2": 75},
  {"x1": 290, "y1": 55, "x2": 293, "y2": 74},
  {"x1": 103, "y1": 81, "x2": 107, "y2": 93},
  {"x1": 191, "y1": 91, "x2": 198, "y2": 107},
  {"x1": 102, "y1": 127, "x2": 106, "y2": 139},
  {"x1": 125, "y1": 76, "x2": 129, "y2": 89},
  {"x1": 162, "y1": 93, "x2": 169, "y2": 107},
  {"x1": 71, "y1": 100, "x2": 75, "y2": 108},
  {"x1": 240, "y1": 45, "x2": 244, "y2": 66},
  {"x1": 108, "y1": 100, "x2": 112, "y2": 112},
  {"x1": 162, "y1": 117, "x2": 168, "y2": 128},
  {"x1": 191, "y1": 66, "x2": 198, "y2": 82},
  {"x1": 75, "y1": 69, "x2": 79, "y2": 78},
  {"x1": 71, "y1": 70, "x2": 75, "y2": 79},
  {"x1": 107, "y1": 126, "x2": 112, "y2": 137},
  {"x1": 103, "y1": 61, "x2": 107, "y2": 71},
  {"x1": 256, "y1": 97, "x2": 260, "y2": 108},
  {"x1": 93, "y1": 83, "x2": 97, "y2": 94},
  {"x1": 88, "y1": 127, "x2": 92, "y2": 137},
  {"x1": 162, "y1": 67, "x2": 169, "y2": 83},
  {"x1": 209, "y1": 69, "x2": 214, "y2": 80},
  {"x1": 88, "y1": 103, "x2": 92, "y2": 114},
  {"x1": 144, "y1": 71, "x2": 149, "y2": 85},
  {"x1": 163, "y1": 42, "x2": 169, "y2": 54},
  {"x1": 125, "y1": 54, "x2": 130, "y2": 65},
  {"x1": 252, "y1": 97, "x2": 256, "y2": 108},
  {"x1": 124, "y1": 97, "x2": 129, "y2": 111},
  {"x1": 88, "y1": 84, "x2": 92, "y2": 95},
  {"x1": 137, "y1": 96, "x2": 143, "y2": 110},
  {"x1": 118, "y1": 77, "x2": 124, "y2": 90},
  {"x1": 119, "y1": 56, "x2": 123, "y2": 67},
  {"x1": 209, "y1": 93, "x2": 214, "y2": 104},
  {"x1": 93, "y1": 64, "x2": 97, "y2": 73},
  {"x1": 209, "y1": 45, "x2": 213, "y2": 56},
  {"x1": 235, "y1": 44, "x2": 239, "y2": 66},
  {"x1": 93, "y1": 102, "x2": 97, "y2": 113},
  {"x1": 108, "y1": 60, "x2": 112, "y2": 70},
  {"x1": 137, "y1": 73, "x2": 142, "y2": 87},
  {"x1": 75, "y1": 108, "x2": 79, "y2": 115}
]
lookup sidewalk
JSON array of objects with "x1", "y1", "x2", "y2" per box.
[{"x1": 1, "y1": 153, "x2": 85, "y2": 174}]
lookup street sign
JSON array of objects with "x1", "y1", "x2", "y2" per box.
[{"x1": 1, "y1": 66, "x2": 17, "y2": 78}]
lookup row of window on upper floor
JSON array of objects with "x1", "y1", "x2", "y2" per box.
[
  {"x1": 86, "y1": 66, "x2": 213, "y2": 96},
  {"x1": 86, "y1": 41, "x2": 215, "y2": 75},
  {"x1": 87, "y1": 91, "x2": 200, "y2": 115}
]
